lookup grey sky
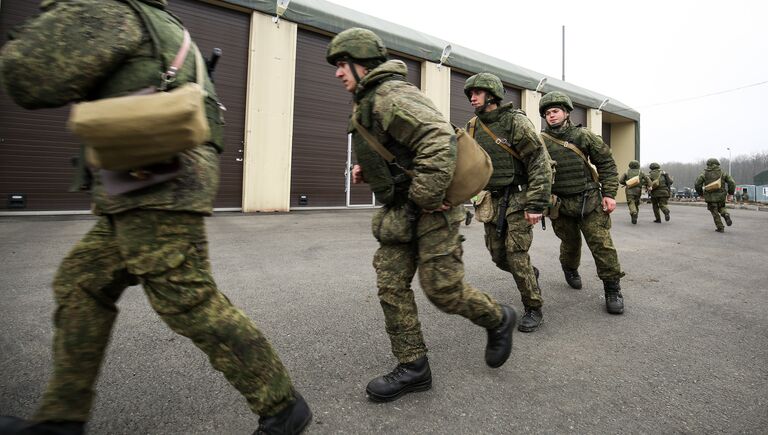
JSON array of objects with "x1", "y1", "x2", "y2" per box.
[{"x1": 326, "y1": 0, "x2": 768, "y2": 164}]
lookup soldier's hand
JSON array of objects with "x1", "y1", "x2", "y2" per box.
[
  {"x1": 351, "y1": 164, "x2": 365, "y2": 184},
  {"x1": 424, "y1": 202, "x2": 451, "y2": 213},
  {"x1": 602, "y1": 197, "x2": 616, "y2": 214},
  {"x1": 524, "y1": 211, "x2": 543, "y2": 225}
]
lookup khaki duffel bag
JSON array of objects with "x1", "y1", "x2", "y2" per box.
[
  {"x1": 704, "y1": 178, "x2": 722, "y2": 192},
  {"x1": 69, "y1": 30, "x2": 210, "y2": 171},
  {"x1": 625, "y1": 175, "x2": 640, "y2": 188}
]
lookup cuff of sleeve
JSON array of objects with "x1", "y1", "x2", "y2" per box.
[{"x1": 602, "y1": 193, "x2": 615, "y2": 199}]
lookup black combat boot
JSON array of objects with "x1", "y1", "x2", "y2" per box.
[
  {"x1": 653, "y1": 218, "x2": 661, "y2": 223},
  {"x1": 518, "y1": 307, "x2": 543, "y2": 332},
  {"x1": 664, "y1": 210, "x2": 670, "y2": 221},
  {"x1": 366, "y1": 356, "x2": 432, "y2": 402},
  {"x1": 562, "y1": 266, "x2": 582, "y2": 289},
  {"x1": 724, "y1": 214, "x2": 732, "y2": 226},
  {"x1": 255, "y1": 391, "x2": 312, "y2": 435},
  {"x1": 0, "y1": 417, "x2": 84, "y2": 435},
  {"x1": 631, "y1": 214, "x2": 637, "y2": 224},
  {"x1": 485, "y1": 305, "x2": 516, "y2": 368},
  {"x1": 715, "y1": 227, "x2": 725, "y2": 233},
  {"x1": 603, "y1": 279, "x2": 624, "y2": 315}
]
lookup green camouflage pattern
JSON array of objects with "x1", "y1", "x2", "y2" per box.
[
  {"x1": 33, "y1": 211, "x2": 293, "y2": 422},
  {"x1": 483, "y1": 207, "x2": 543, "y2": 309},
  {"x1": 539, "y1": 91, "x2": 574, "y2": 116},
  {"x1": 695, "y1": 160, "x2": 736, "y2": 203},
  {"x1": 464, "y1": 72, "x2": 505, "y2": 101},
  {"x1": 543, "y1": 120, "x2": 619, "y2": 198},
  {"x1": 351, "y1": 60, "x2": 457, "y2": 211},
  {"x1": 619, "y1": 161, "x2": 651, "y2": 217},
  {"x1": 705, "y1": 201, "x2": 730, "y2": 230},
  {"x1": 550, "y1": 192, "x2": 624, "y2": 281},
  {"x1": 326, "y1": 27, "x2": 387, "y2": 65},
  {"x1": 0, "y1": 0, "x2": 224, "y2": 215},
  {"x1": 469, "y1": 104, "x2": 553, "y2": 211},
  {"x1": 651, "y1": 197, "x2": 669, "y2": 221},
  {"x1": 347, "y1": 57, "x2": 502, "y2": 363},
  {"x1": 373, "y1": 208, "x2": 503, "y2": 363},
  {"x1": 648, "y1": 168, "x2": 672, "y2": 199}
]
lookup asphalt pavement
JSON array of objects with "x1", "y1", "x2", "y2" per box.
[{"x1": 1, "y1": 203, "x2": 766, "y2": 434}]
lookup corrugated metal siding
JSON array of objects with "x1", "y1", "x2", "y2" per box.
[
  {"x1": 291, "y1": 28, "x2": 422, "y2": 208},
  {"x1": 602, "y1": 123, "x2": 612, "y2": 148},
  {"x1": 0, "y1": 1, "x2": 91, "y2": 211},
  {"x1": 170, "y1": 0, "x2": 249, "y2": 208},
  {"x1": 571, "y1": 106, "x2": 587, "y2": 127}
]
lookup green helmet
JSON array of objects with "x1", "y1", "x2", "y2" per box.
[
  {"x1": 326, "y1": 28, "x2": 387, "y2": 65},
  {"x1": 464, "y1": 73, "x2": 505, "y2": 101},
  {"x1": 649, "y1": 162, "x2": 660, "y2": 170},
  {"x1": 539, "y1": 91, "x2": 574, "y2": 117},
  {"x1": 629, "y1": 160, "x2": 640, "y2": 169},
  {"x1": 707, "y1": 158, "x2": 720, "y2": 166}
]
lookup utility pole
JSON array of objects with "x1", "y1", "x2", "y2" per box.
[
  {"x1": 562, "y1": 25, "x2": 565, "y2": 81},
  {"x1": 727, "y1": 147, "x2": 732, "y2": 175}
]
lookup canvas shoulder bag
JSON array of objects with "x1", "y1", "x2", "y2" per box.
[
  {"x1": 351, "y1": 111, "x2": 492, "y2": 206},
  {"x1": 69, "y1": 29, "x2": 210, "y2": 171},
  {"x1": 625, "y1": 175, "x2": 640, "y2": 188}
]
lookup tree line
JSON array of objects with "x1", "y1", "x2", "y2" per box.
[{"x1": 640, "y1": 151, "x2": 768, "y2": 190}]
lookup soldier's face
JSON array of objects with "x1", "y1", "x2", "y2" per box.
[
  {"x1": 469, "y1": 89, "x2": 489, "y2": 110},
  {"x1": 335, "y1": 61, "x2": 368, "y2": 93},
  {"x1": 544, "y1": 107, "x2": 567, "y2": 126}
]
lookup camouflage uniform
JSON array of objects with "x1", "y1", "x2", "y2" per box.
[
  {"x1": 648, "y1": 163, "x2": 673, "y2": 222},
  {"x1": 0, "y1": 0, "x2": 295, "y2": 424},
  {"x1": 349, "y1": 60, "x2": 503, "y2": 363},
  {"x1": 539, "y1": 91, "x2": 624, "y2": 314},
  {"x1": 695, "y1": 158, "x2": 736, "y2": 231},
  {"x1": 618, "y1": 160, "x2": 651, "y2": 223},
  {"x1": 463, "y1": 74, "x2": 552, "y2": 317}
]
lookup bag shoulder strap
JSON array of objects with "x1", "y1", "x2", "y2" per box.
[
  {"x1": 476, "y1": 118, "x2": 522, "y2": 160},
  {"x1": 468, "y1": 116, "x2": 478, "y2": 138},
  {"x1": 541, "y1": 131, "x2": 599, "y2": 183},
  {"x1": 350, "y1": 106, "x2": 414, "y2": 177}
]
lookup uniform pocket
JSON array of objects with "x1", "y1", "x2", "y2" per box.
[
  {"x1": 473, "y1": 190, "x2": 496, "y2": 223},
  {"x1": 372, "y1": 206, "x2": 414, "y2": 244}
]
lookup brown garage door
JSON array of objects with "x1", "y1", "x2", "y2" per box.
[
  {"x1": 0, "y1": 0, "x2": 248, "y2": 211},
  {"x1": 291, "y1": 28, "x2": 422, "y2": 208},
  {"x1": 169, "y1": 0, "x2": 249, "y2": 209},
  {"x1": 0, "y1": 0, "x2": 91, "y2": 211},
  {"x1": 450, "y1": 70, "x2": 522, "y2": 127}
]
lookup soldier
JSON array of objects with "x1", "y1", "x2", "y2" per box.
[
  {"x1": 327, "y1": 28, "x2": 516, "y2": 402},
  {"x1": 539, "y1": 92, "x2": 625, "y2": 314},
  {"x1": 647, "y1": 163, "x2": 673, "y2": 223},
  {"x1": 695, "y1": 158, "x2": 736, "y2": 232},
  {"x1": 463, "y1": 73, "x2": 552, "y2": 332},
  {"x1": 619, "y1": 160, "x2": 652, "y2": 224},
  {"x1": 0, "y1": 1, "x2": 311, "y2": 434},
  {"x1": 734, "y1": 189, "x2": 743, "y2": 205},
  {"x1": 742, "y1": 188, "x2": 750, "y2": 204}
]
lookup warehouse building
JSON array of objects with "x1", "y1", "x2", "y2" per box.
[{"x1": 0, "y1": 0, "x2": 640, "y2": 213}]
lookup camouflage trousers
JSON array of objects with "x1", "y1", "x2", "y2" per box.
[
  {"x1": 707, "y1": 201, "x2": 729, "y2": 229},
  {"x1": 550, "y1": 207, "x2": 624, "y2": 282},
  {"x1": 34, "y1": 210, "x2": 293, "y2": 422},
  {"x1": 626, "y1": 194, "x2": 641, "y2": 216},
  {"x1": 651, "y1": 197, "x2": 670, "y2": 220},
  {"x1": 483, "y1": 209, "x2": 543, "y2": 309},
  {"x1": 372, "y1": 210, "x2": 503, "y2": 364}
]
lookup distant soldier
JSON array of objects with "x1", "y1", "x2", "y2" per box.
[
  {"x1": 695, "y1": 158, "x2": 736, "y2": 232},
  {"x1": 463, "y1": 72, "x2": 552, "y2": 332},
  {"x1": 619, "y1": 160, "x2": 652, "y2": 224},
  {"x1": 648, "y1": 163, "x2": 673, "y2": 223},
  {"x1": 742, "y1": 188, "x2": 750, "y2": 203},
  {"x1": 539, "y1": 91, "x2": 625, "y2": 315},
  {"x1": 327, "y1": 28, "x2": 515, "y2": 403},
  {"x1": 735, "y1": 190, "x2": 743, "y2": 204}
]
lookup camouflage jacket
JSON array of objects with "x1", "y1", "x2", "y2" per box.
[
  {"x1": 695, "y1": 163, "x2": 736, "y2": 203},
  {"x1": 619, "y1": 168, "x2": 651, "y2": 197},
  {"x1": 543, "y1": 120, "x2": 619, "y2": 198},
  {"x1": 467, "y1": 104, "x2": 552, "y2": 213},
  {"x1": 351, "y1": 60, "x2": 456, "y2": 211},
  {"x1": 0, "y1": 0, "x2": 223, "y2": 215},
  {"x1": 648, "y1": 169, "x2": 672, "y2": 198}
]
